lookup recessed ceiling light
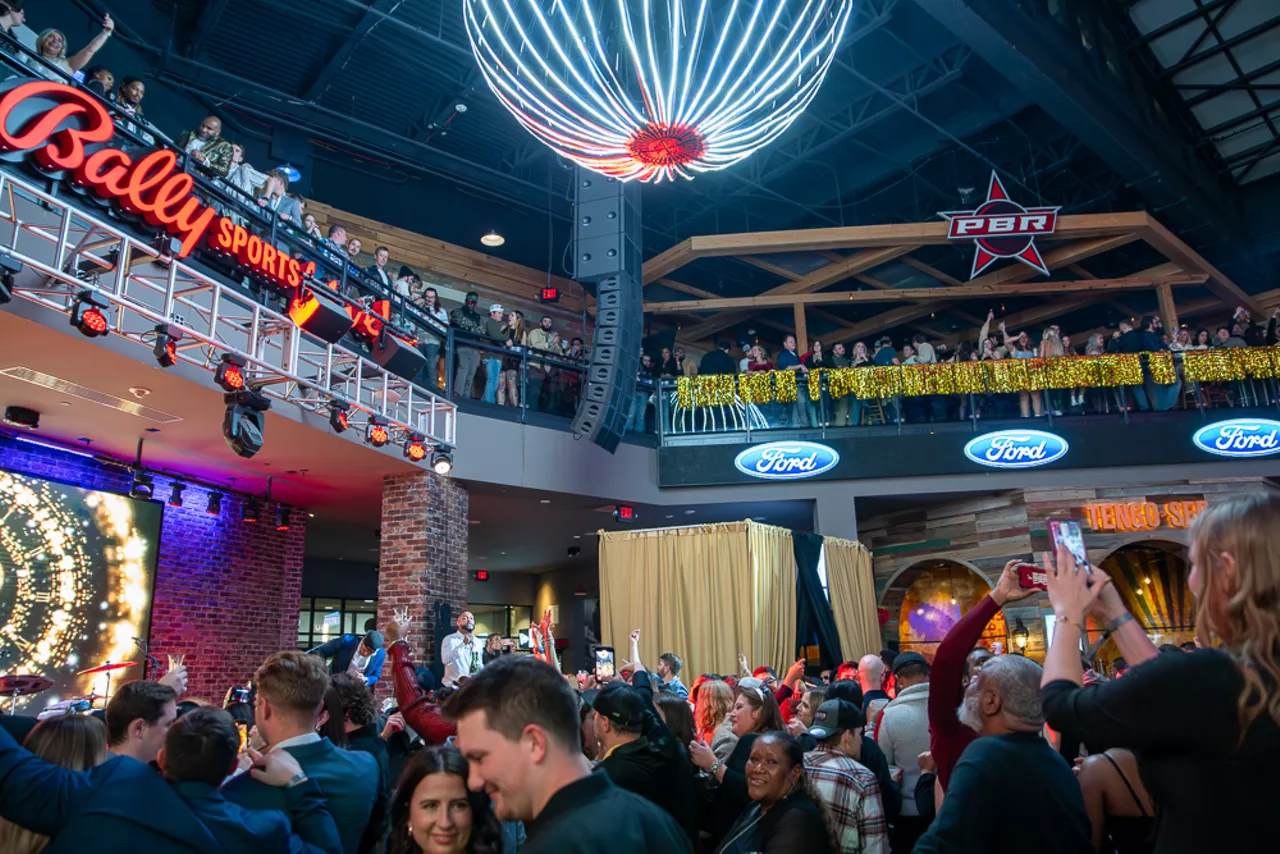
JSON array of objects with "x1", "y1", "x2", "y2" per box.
[
  {"x1": 469, "y1": 519, "x2": 481, "y2": 525},
  {"x1": 59, "y1": 401, "x2": 70, "y2": 407},
  {"x1": 752, "y1": 516, "x2": 767, "y2": 521},
  {"x1": 454, "y1": 102, "x2": 468, "y2": 113},
  {"x1": 500, "y1": 551, "x2": 506, "y2": 555},
  {"x1": 665, "y1": 515, "x2": 673, "y2": 519},
  {"x1": 128, "y1": 386, "x2": 151, "y2": 398},
  {"x1": 481, "y1": 231, "x2": 505, "y2": 247},
  {"x1": 573, "y1": 535, "x2": 581, "y2": 539},
  {"x1": 684, "y1": 510, "x2": 696, "y2": 515},
  {"x1": 539, "y1": 499, "x2": 551, "y2": 504}
]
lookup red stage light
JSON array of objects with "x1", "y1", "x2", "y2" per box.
[
  {"x1": 153, "y1": 324, "x2": 181, "y2": 368},
  {"x1": 366, "y1": 419, "x2": 389, "y2": 447},
  {"x1": 404, "y1": 435, "x2": 428, "y2": 462},
  {"x1": 71, "y1": 290, "x2": 110, "y2": 338},
  {"x1": 215, "y1": 354, "x2": 246, "y2": 391}
]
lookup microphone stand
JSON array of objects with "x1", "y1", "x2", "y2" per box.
[{"x1": 133, "y1": 638, "x2": 159, "y2": 681}]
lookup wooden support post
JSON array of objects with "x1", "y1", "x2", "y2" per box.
[
  {"x1": 794, "y1": 303, "x2": 808, "y2": 352},
  {"x1": 1156, "y1": 281, "x2": 1180, "y2": 331}
]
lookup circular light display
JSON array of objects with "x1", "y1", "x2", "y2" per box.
[{"x1": 464, "y1": 0, "x2": 855, "y2": 182}]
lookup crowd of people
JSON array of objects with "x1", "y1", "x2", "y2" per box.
[
  {"x1": 3, "y1": 494, "x2": 1277, "y2": 852},
  {"x1": 684, "y1": 305, "x2": 1280, "y2": 426}
]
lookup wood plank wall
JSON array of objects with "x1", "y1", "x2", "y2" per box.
[
  {"x1": 861, "y1": 478, "x2": 1267, "y2": 660},
  {"x1": 306, "y1": 201, "x2": 591, "y2": 340}
]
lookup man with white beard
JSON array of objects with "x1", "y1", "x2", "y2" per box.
[{"x1": 913, "y1": 655, "x2": 1091, "y2": 854}]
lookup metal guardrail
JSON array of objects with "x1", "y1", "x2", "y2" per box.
[{"x1": 0, "y1": 170, "x2": 456, "y2": 449}]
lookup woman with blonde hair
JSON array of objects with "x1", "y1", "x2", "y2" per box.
[
  {"x1": 499, "y1": 310, "x2": 527, "y2": 407},
  {"x1": 0, "y1": 714, "x2": 108, "y2": 852},
  {"x1": 695, "y1": 678, "x2": 737, "y2": 759},
  {"x1": 1041, "y1": 493, "x2": 1280, "y2": 853},
  {"x1": 36, "y1": 14, "x2": 113, "y2": 77}
]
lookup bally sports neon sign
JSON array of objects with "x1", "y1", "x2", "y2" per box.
[{"x1": 0, "y1": 81, "x2": 411, "y2": 348}]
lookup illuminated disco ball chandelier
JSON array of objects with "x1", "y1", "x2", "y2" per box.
[{"x1": 463, "y1": 0, "x2": 855, "y2": 183}]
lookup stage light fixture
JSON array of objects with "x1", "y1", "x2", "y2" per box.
[
  {"x1": 365, "y1": 418, "x2": 389, "y2": 448},
  {"x1": 129, "y1": 470, "x2": 154, "y2": 500},
  {"x1": 215, "y1": 353, "x2": 247, "y2": 391},
  {"x1": 404, "y1": 434, "x2": 428, "y2": 462},
  {"x1": 276, "y1": 506, "x2": 291, "y2": 531},
  {"x1": 0, "y1": 253, "x2": 22, "y2": 304},
  {"x1": 222, "y1": 388, "x2": 271, "y2": 459},
  {"x1": 152, "y1": 324, "x2": 181, "y2": 368},
  {"x1": 328, "y1": 400, "x2": 350, "y2": 434},
  {"x1": 168, "y1": 482, "x2": 185, "y2": 507},
  {"x1": 242, "y1": 498, "x2": 260, "y2": 523},
  {"x1": 70, "y1": 290, "x2": 110, "y2": 337},
  {"x1": 430, "y1": 447, "x2": 454, "y2": 476},
  {"x1": 206, "y1": 492, "x2": 223, "y2": 516},
  {"x1": 2, "y1": 405, "x2": 39, "y2": 429}
]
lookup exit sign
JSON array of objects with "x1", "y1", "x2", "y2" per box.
[
  {"x1": 474, "y1": 569, "x2": 489, "y2": 581},
  {"x1": 539, "y1": 286, "x2": 560, "y2": 303},
  {"x1": 614, "y1": 504, "x2": 636, "y2": 523}
]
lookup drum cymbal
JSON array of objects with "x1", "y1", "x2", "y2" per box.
[
  {"x1": 76, "y1": 661, "x2": 138, "y2": 676},
  {"x1": 0, "y1": 674, "x2": 54, "y2": 696}
]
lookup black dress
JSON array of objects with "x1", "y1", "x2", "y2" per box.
[
  {"x1": 1098, "y1": 752, "x2": 1154, "y2": 854},
  {"x1": 1043, "y1": 649, "x2": 1280, "y2": 854}
]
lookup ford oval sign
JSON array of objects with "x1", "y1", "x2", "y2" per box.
[
  {"x1": 1193, "y1": 418, "x2": 1280, "y2": 458},
  {"x1": 734, "y1": 441, "x2": 840, "y2": 480},
  {"x1": 964, "y1": 429, "x2": 1069, "y2": 469}
]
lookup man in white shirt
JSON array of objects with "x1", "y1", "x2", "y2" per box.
[{"x1": 441, "y1": 609, "x2": 486, "y2": 688}]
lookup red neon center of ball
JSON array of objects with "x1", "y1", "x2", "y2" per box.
[{"x1": 627, "y1": 123, "x2": 706, "y2": 168}]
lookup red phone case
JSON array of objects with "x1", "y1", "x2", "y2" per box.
[{"x1": 1017, "y1": 563, "x2": 1048, "y2": 590}]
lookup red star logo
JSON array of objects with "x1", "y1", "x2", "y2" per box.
[{"x1": 939, "y1": 172, "x2": 1060, "y2": 279}]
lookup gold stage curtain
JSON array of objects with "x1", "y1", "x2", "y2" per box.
[
  {"x1": 747, "y1": 522, "x2": 797, "y2": 677},
  {"x1": 824, "y1": 537, "x2": 881, "y2": 660},
  {"x1": 598, "y1": 521, "x2": 796, "y2": 680}
]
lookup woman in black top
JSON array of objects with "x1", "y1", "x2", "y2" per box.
[
  {"x1": 1040, "y1": 493, "x2": 1280, "y2": 854},
  {"x1": 689, "y1": 683, "x2": 785, "y2": 843},
  {"x1": 714, "y1": 732, "x2": 832, "y2": 854},
  {"x1": 1078, "y1": 747, "x2": 1154, "y2": 854}
]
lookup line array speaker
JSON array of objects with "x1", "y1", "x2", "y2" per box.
[
  {"x1": 573, "y1": 171, "x2": 642, "y2": 282},
  {"x1": 570, "y1": 271, "x2": 642, "y2": 453}
]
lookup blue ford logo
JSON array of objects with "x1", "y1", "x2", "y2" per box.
[
  {"x1": 964, "y1": 429, "x2": 1069, "y2": 469},
  {"x1": 734, "y1": 441, "x2": 840, "y2": 480},
  {"x1": 1193, "y1": 418, "x2": 1280, "y2": 458}
]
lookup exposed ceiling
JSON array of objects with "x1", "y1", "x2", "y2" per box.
[
  {"x1": 1119, "y1": 0, "x2": 1280, "y2": 185},
  {"x1": 94, "y1": 1, "x2": 1279, "y2": 354}
]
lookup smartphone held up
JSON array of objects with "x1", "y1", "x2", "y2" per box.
[{"x1": 1047, "y1": 517, "x2": 1091, "y2": 573}]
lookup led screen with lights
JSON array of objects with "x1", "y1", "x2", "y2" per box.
[{"x1": 0, "y1": 469, "x2": 160, "y2": 713}]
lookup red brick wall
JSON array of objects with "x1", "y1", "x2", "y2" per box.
[
  {"x1": 376, "y1": 471, "x2": 469, "y2": 698},
  {"x1": 0, "y1": 438, "x2": 304, "y2": 701}
]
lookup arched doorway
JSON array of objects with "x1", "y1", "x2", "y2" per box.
[
  {"x1": 894, "y1": 560, "x2": 1007, "y2": 660},
  {"x1": 1086, "y1": 540, "x2": 1193, "y2": 675}
]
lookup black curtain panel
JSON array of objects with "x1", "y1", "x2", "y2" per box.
[{"x1": 793, "y1": 531, "x2": 844, "y2": 671}]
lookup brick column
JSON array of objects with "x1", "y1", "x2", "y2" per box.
[{"x1": 376, "y1": 471, "x2": 469, "y2": 698}]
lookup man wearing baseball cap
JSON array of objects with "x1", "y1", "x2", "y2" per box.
[
  {"x1": 481, "y1": 303, "x2": 506, "y2": 404},
  {"x1": 591, "y1": 682, "x2": 699, "y2": 843},
  {"x1": 804, "y1": 699, "x2": 889, "y2": 854},
  {"x1": 875, "y1": 652, "x2": 932, "y2": 850}
]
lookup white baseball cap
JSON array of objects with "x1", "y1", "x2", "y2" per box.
[{"x1": 489, "y1": 303, "x2": 504, "y2": 313}]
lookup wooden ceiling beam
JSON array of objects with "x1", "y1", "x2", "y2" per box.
[
  {"x1": 1137, "y1": 215, "x2": 1261, "y2": 315},
  {"x1": 902, "y1": 256, "x2": 964, "y2": 287},
  {"x1": 828, "y1": 234, "x2": 1149, "y2": 346},
  {"x1": 645, "y1": 274, "x2": 1205, "y2": 313},
  {"x1": 674, "y1": 245, "x2": 918, "y2": 342}
]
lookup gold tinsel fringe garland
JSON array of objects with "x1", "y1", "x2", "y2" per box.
[{"x1": 675, "y1": 348, "x2": 1280, "y2": 408}]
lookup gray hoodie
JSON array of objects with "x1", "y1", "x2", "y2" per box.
[{"x1": 875, "y1": 682, "x2": 931, "y2": 816}]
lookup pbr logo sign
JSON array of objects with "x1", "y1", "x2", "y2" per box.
[{"x1": 940, "y1": 172, "x2": 1059, "y2": 278}]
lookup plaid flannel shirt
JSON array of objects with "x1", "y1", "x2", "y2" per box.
[{"x1": 804, "y1": 744, "x2": 889, "y2": 854}]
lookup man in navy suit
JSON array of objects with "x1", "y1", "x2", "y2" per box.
[
  {"x1": 162, "y1": 706, "x2": 342, "y2": 853},
  {"x1": 0, "y1": 706, "x2": 338, "y2": 853},
  {"x1": 308, "y1": 630, "x2": 386, "y2": 687},
  {"x1": 223, "y1": 650, "x2": 380, "y2": 854}
]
